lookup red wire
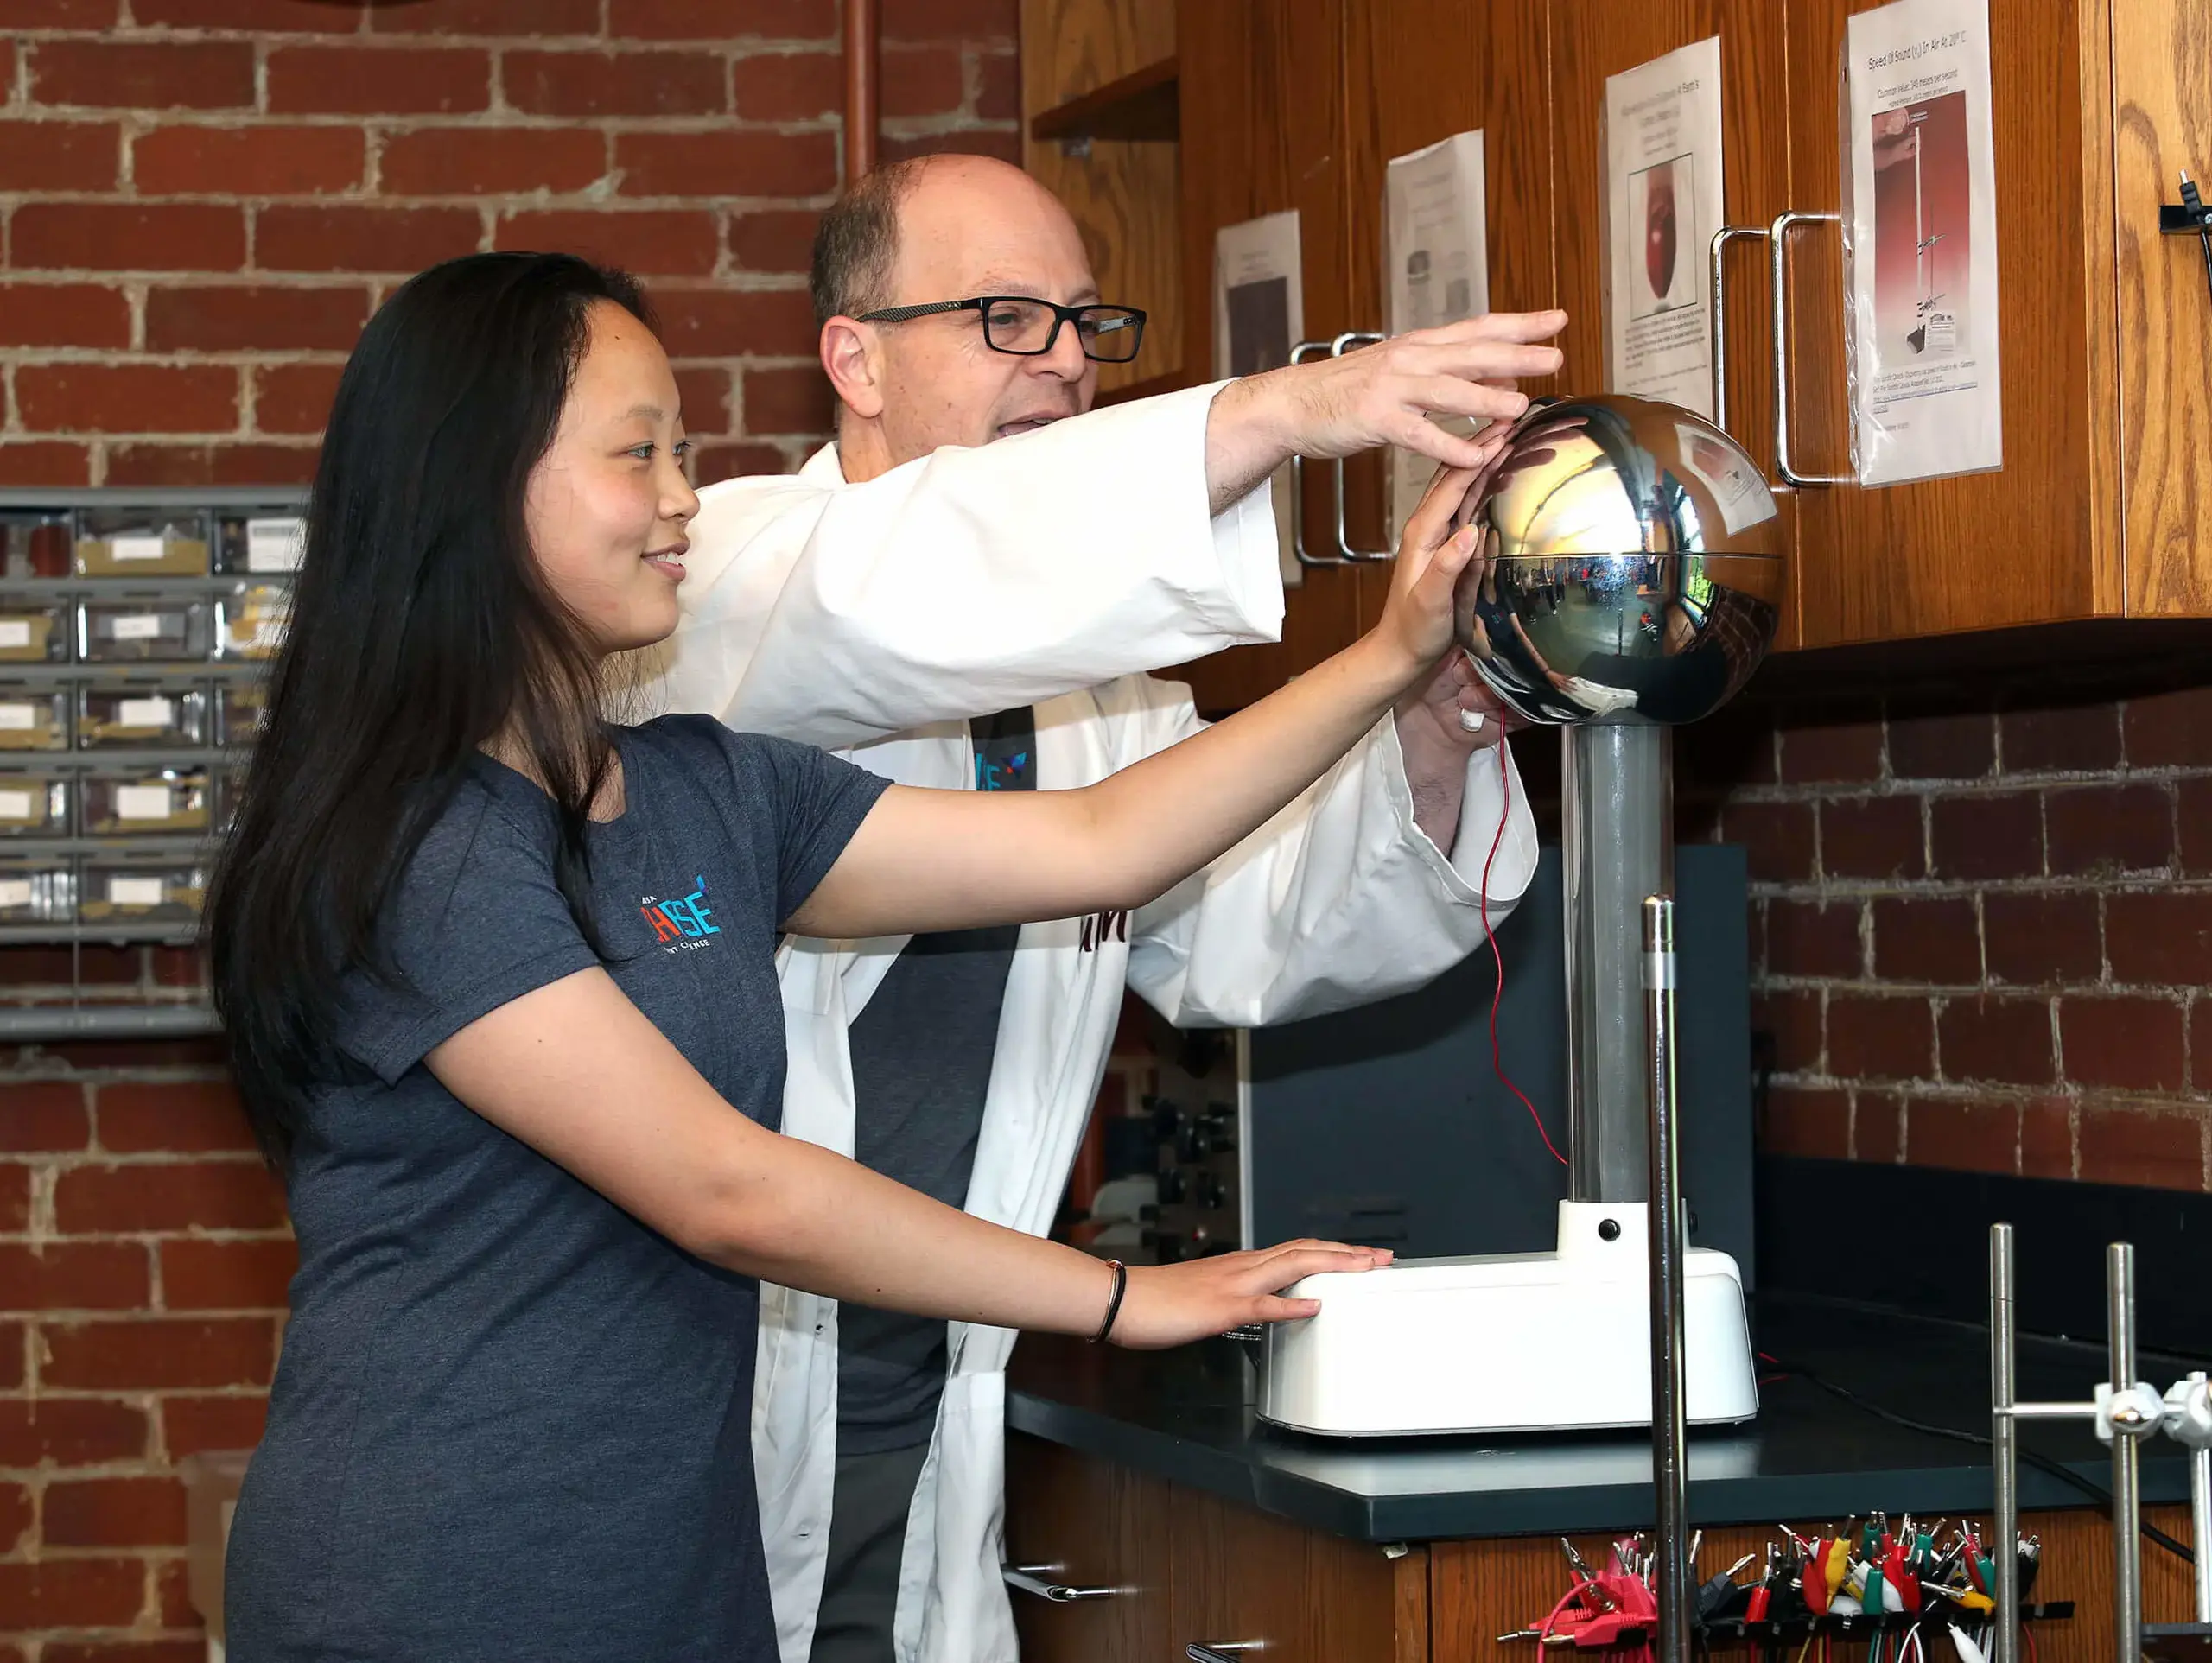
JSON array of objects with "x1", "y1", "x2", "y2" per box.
[{"x1": 1478, "y1": 731, "x2": 1569, "y2": 1166}]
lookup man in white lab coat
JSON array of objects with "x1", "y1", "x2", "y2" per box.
[{"x1": 646, "y1": 154, "x2": 1565, "y2": 1663}]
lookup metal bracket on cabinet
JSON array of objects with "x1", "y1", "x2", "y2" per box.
[
  {"x1": 1001, "y1": 1563, "x2": 1117, "y2": 1603},
  {"x1": 1768, "y1": 211, "x2": 1853, "y2": 490},
  {"x1": 1707, "y1": 225, "x2": 1770, "y2": 441},
  {"x1": 1287, "y1": 339, "x2": 1346, "y2": 567},
  {"x1": 2160, "y1": 171, "x2": 2212, "y2": 315},
  {"x1": 1327, "y1": 331, "x2": 1393, "y2": 562}
]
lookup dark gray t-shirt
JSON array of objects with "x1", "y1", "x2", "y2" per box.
[
  {"x1": 837, "y1": 708, "x2": 1034, "y2": 1454},
  {"x1": 224, "y1": 716, "x2": 888, "y2": 1663}
]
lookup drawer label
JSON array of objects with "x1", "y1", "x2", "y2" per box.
[
  {"x1": 0, "y1": 879, "x2": 31, "y2": 908},
  {"x1": 118, "y1": 784, "x2": 175, "y2": 821},
  {"x1": 111, "y1": 614, "x2": 168, "y2": 642},
  {"x1": 246, "y1": 517, "x2": 306, "y2": 573},
  {"x1": 0, "y1": 620, "x2": 32, "y2": 649},
  {"x1": 118, "y1": 697, "x2": 175, "y2": 727},
  {"x1": 111, "y1": 536, "x2": 167, "y2": 562},
  {"x1": 108, "y1": 875, "x2": 167, "y2": 906},
  {"x1": 0, "y1": 704, "x2": 37, "y2": 731},
  {"x1": 0, "y1": 789, "x2": 33, "y2": 820}
]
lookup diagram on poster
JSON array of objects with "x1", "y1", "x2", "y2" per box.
[
  {"x1": 1214, "y1": 212, "x2": 1305, "y2": 581},
  {"x1": 1605, "y1": 37, "x2": 1723, "y2": 418},
  {"x1": 1844, "y1": 0, "x2": 2001, "y2": 485},
  {"x1": 1385, "y1": 130, "x2": 1490, "y2": 544}
]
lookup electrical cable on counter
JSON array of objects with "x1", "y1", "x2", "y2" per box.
[{"x1": 1476, "y1": 722, "x2": 1567, "y2": 1166}]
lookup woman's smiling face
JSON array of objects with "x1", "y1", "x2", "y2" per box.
[{"x1": 524, "y1": 301, "x2": 702, "y2": 655}]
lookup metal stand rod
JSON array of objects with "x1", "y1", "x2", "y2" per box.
[
  {"x1": 1991, "y1": 1223, "x2": 2021, "y2": 1663},
  {"x1": 1643, "y1": 895, "x2": 1689, "y2": 1663},
  {"x1": 2111, "y1": 1243, "x2": 2145, "y2": 1663},
  {"x1": 2193, "y1": 1423, "x2": 2212, "y2": 1623}
]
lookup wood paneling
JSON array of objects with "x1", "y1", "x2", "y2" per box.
[
  {"x1": 1003, "y1": 1433, "x2": 1173, "y2": 1662},
  {"x1": 1019, "y1": 0, "x2": 1175, "y2": 123},
  {"x1": 1172, "y1": 1484, "x2": 1412, "y2": 1663}
]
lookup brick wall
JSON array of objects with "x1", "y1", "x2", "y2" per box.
[{"x1": 1, "y1": 1, "x2": 1016, "y2": 1654}]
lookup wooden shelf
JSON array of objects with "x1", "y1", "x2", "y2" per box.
[
  {"x1": 1094, "y1": 370, "x2": 1189, "y2": 408},
  {"x1": 1030, "y1": 56, "x2": 1179, "y2": 143}
]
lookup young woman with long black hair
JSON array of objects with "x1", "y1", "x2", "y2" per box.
[{"x1": 206, "y1": 251, "x2": 1485, "y2": 1661}]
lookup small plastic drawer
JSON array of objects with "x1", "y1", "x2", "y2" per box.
[
  {"x1": 77, "y1": 685, "x2": 209, "y2": 749},
  {"x1": 73, "y1": 508, "x2": 212, "y2": 579},
  {"x1": 80, "y1": 860, "x2": 204, "y2": 924},
  {"x1": 214, "y1": 765, "x2": 251, "y2": 833},
  {"x1": 80, "y1": 599, "x2": 215, "y2": 663},
  {"x1": 0, "y1": 775, "x2": 67, "y2": 837},
  {"x1": 0, "y1": 860, "x2": 73, "y2": 923},
  {"x1": 216, "y1": 584, "x2": 289, "y2": 661},
  {"x1": 218, "y1": 680, "x2": 269, "y2": 746},
  {"x1": 80, "y1": 768, "x2": 211, "y2": 837},
  {"x1": 214, "y1": 512, "x2": 307, "y2": 575},
  {"x1": 0, "y1": 691, "x2": 69, "y2": 752},
  {"x1": 3, "y1": 513, "x2": 73, "y2": 580},
  {"x1": 0, "y1": 604, "x2": 69, "y2": 663}
]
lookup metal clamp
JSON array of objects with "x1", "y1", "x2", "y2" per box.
[
  {"x1": 1707, "y1": 225, "x2": 1770, "y2": 440},
  {"x1": 1001, "y1": 1564, "x2": 1117, "y2": 1603},
  {"x1": 1643, "y1": 895, "x2": 1691, "y2": 1663},
  {"x1": 1767, "y1": 211, "x2": 1851, "y2": 489},
  {"x1": 1328, "y1": 331, "x2": 1393, "y2": 562},
  {"x1": 1287, "y1": 339, "x2": 1344, "y2": 567},
  {"x1": 1188, "y1": 1645, "x2": 1266, "y2": 1661}
]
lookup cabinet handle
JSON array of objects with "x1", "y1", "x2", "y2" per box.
[
  {"x1": 1707, "y1": 224, "x2": 1770, "y2": 440},
  {"x1": 1000, "y1": 1563, "x2": 1117, "y2": 1603},
  {"x1": 1188, "y1": 1644, "x2": 1267, "y2": 1660},
  {"x1": 1287, "y1": 340, "x2": 1348, "y2": 566},
  {"x1": 1327, "y1": 331, "x2": 1393, "y2": 562},
  {"x1": 1767, "y1": 210, "x2": 1852, "y2": 489}
]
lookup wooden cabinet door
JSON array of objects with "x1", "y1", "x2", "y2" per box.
[
  {"x1": 1779, "y1": 0, "x2": 2114, "y2": 645},
  {"x1": 1547, "y1": 0, "x2": 1803, "y2": 649},
  {"x1": 1002, "y1": 1433, "x2": 1171, "y2": 1663},
  {"x1": 1169, "y1": 1487, "x2": 1421, "y2": 1663},
  {"x1": 1172, "y1": 0, "x2": 1365, "y2": 716}
]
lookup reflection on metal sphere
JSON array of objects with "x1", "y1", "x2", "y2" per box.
[{"x1": 1448, "y1": 394, "x2": 1785, "y2": 726}]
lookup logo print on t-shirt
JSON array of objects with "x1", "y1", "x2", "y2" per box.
[{"x1": 639, "y1": 876, "x2": 720, "y2": 953}]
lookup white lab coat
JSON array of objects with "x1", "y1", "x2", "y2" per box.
[{"x1": 644, "y1": 383, "x2": 1540, "y2": 1663}]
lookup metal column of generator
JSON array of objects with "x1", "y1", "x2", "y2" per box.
[{"x1": 1987, "y1": 1223, "x2": 2212, "y2": 1663}]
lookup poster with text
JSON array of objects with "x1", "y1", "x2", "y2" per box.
[
  {"x1": 1845, "y1": 0, "x2": 2002, "y2": 485},
  {"x1": 1214, "y1": 212, "x2": 1306, "y2": 583},
  {"x1": 1605, "y1": 36, "x2": 1723, "y2": 417},
  {"x1": 1385, "y1": 130, "x2": 1490, "y2": 544}
]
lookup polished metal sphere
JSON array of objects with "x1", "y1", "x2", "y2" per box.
[{"x1": 1449, "y1": 394, "x2": 1785, "y2": 726}]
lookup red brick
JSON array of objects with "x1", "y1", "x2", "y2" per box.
[
  {"x1": 879, "y1": 130, "x2": 1022, "y2": 168},
  {"x1": 2125, "y1": 686, "x2": 2212, "y2": 769},
  {"x1": 45, "y1": 1643, "x2": 207, "y2": 1663},
  {"x1": 16, "y1": 364, "x2": 239, "y2": 435},
  {"x1": 1759, "y1": 1085, "x2": 1848, "y2": 1160},
  {"x1": 0, "y1": 1242, "x2": 149, "y2": 1311},
  {"x1": 505, "y1": 48, "x2": 727, "y2": 118},
  {"x1": 265, "y1": 45, "x2": 491, "y2": 116},
  {"x1": 1752, "y1": 988, "x2": 1821, "y2": 1075},
  {"x1": 694, "y1": 440, "x2": 792, "y2": 485},
  {"x1": 1907, "y1": 1097, "x2": 2018, "y2": 1175},
  {"x1": 135, "y1": 0, "x2": 361, "y2": 23},
  {"x1": 1928, "y1": 791, "x2": 2043, "y2": 881},
  {"x1": 1982, "y1": 890, "x2": 2103, "y2": 987},
  {"x1": 24, "y1": 1038, "x2": 226, "y2": 1070},
  {"x1": 495, "y1": 209, "x2": 719, "y2": 277},
  {"x1": 156, "y1": 1556, "x2": 197, "y2": 1628},
  {"x1": 2059, "y1": 995, "x2": 2187, "y2": 1092},
  {"x1": 1890, "y1": 708, "x2": 1995, "y2": 781},
  {"x1": 1855, "y1": 1091, "x2": 1904, "y2": 1162},
  {"x1": 1719, "y1": 799, "x2": 1815, "y2": 884},
  {"x1": 0, "y1": 1480, "x2": 29, "y2": 1554},
  {"x1": 0, "y1": 1320, "x2": 21, "y2": 1388},
  {"x1": 144, "y1": 283, "x2": 369, "y2": 354},
  {"x1": 95, "y1": 1079, "x2": 254, "y2": 1154},
  {"x1": 161, "y1": 1237, "x2": 297, "y2": 1310},
  {"x1": 44, "y1": 1476, "x2": 188, "y2": 1547},
  {"x1": 150, "y1": 947, "x2": 205, "y2": 988},
  {"x1": 2020, "y1": 1097, "x2": 2073, "y2": 1179},
  {"x1": 2180, "y1": 778, "x2": 2212, "y2": 875},
  {"x1": 41, "y1": 1316, "x2": 276, "y2": 1389},
  {"x1": 744, "y1": 365, "x2": 835, "y2": 435},
  {"x1": 1820, "y1": 794, "x2": 1924, "y2": 881},
  {"x1": 161, "y1": 1393, "x2": 267, "y2": 1457},
  {"x1": 883, "y1": 0, "x2": 1016, "y2": 41},
  {"x1": 0, "y1": 118, "x2": 120, "y2": 191},
  {"x1": 1764, "y1": 898, "x2": 1860, "y2": 980},
  {"x1": 379, "y1": 125, "x2": 608, "y2": 197},
  {"x1": 975, "y1": 46, "x2": 1020, "y2": 121},
  {"x1": 2077, "y1": 1105, "x2": 2207, "y2": 1191},
  {"x1": 54, "y1": 1160, "x2": 285, "y2": 1233},
  {"x1": 105, "y1": 441, "x2": 320, "y2": 486},
  {"x1": 671, "y1": 365, "x2": 729, "y2": 435},
  {"x1": 257, "y1": 205, "x2": 484, "y2": 273},
  {"x1": 653, "y1": 286, "x2": 817, "y2": 358},
  {"x1": 0, "y1": 1398, "x2": 148, "y2": 1466},
  {"x1": 133, "y1": 124, "x2": 365, "y2": 198},
  {"x1": 368, "y1": 0, "x2": 599, "y2": 31},
  {"x1": 731, "y1": 48, "x2": 842, "y2": 121},
  {"x1": 0, "y1": 0, "x2": 120, "y2": 23},
  {"x1": 616, "y1": 129, "x2": 840, "y2": 199},
  {"x1": 881, "y1": 44, "x2": 968, "y2": 118},
  {"x1": 1827, "y1": 993, "x2": 1935, "y2": 1082},
  {"x1": 29, "y1": 40, "x2": 256, "y2": 111},
  {"x1": 10, "y1": 202, "x2": 245, "y2": 272},
  {"x1": 1871, "y1": 895, "x2": 1981, "y2": 985},
  {"x1": 0, "y1": 1560, "x2": 145, "y2": 1629},
  {"x1": 0, "y1": 1165, "x2": 28, "y2": 1233},
  {"x1": 2044, "y1": 783, "x2": 2173, "y2": 877},
  {"x1": 0, "y1": 282, "x2": 131, "y2": 350},
  {"x1": 0, "y1": 943, "x2": 137, "y2": 986},
  {"x1": 0, "y1": 441, "x2": 92, "y2": 485},
  {"x1": 2106, "y1": 890, "x2": 2212, "y2": 986},
  {"x1": 0, "y1": 1078, "x2": 89, "y2": 1151},
  {"x1": 613, "y1": 0, "x2": 832, "y2": 35},
  {"x1": 253, "y1": 362, "x2": 344, "y2": 435},
  {"x1": 1939, "y1": 996, "x2": 2054, "y2": 1086},
  {"x1": 2000, "y1": 701, "x2": 2121, "y2": 774}
]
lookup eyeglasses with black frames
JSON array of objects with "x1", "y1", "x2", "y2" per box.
[{"x1": 853, "y1": 296, "x2": 1147, "y2": 364}]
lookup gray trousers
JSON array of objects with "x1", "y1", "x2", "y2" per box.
[{"x1": 806, "y1": 1442, "x2": 932, "y2": 1663}]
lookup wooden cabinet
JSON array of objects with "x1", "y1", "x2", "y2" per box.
[{"x1": 1002, "y1": 1435, "x2": 1172, "y2": 1662}]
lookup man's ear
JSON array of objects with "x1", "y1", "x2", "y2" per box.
[{"x1": 820, "y1": 318, "x2": 885, "y2": 422}]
